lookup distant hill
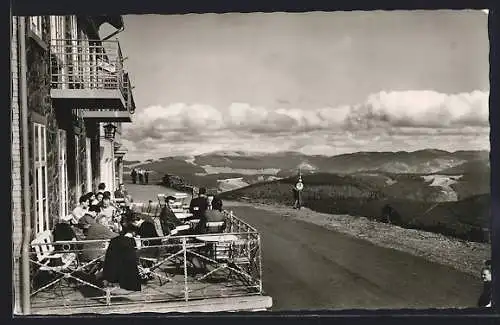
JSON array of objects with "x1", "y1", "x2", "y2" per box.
[
  {"x1": 123, "y1": 149, "x2": 489, "y2": 194},
  {"x1": 218, "y1": 172, "x2": 491, "y2": 243}
]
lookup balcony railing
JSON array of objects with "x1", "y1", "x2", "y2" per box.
[
  {"x1": 49, "y1": 39, "x2": 135, "y2": 117},
  {"x1": 28, "y1": 211, "x2": 266, "y2": 313}
]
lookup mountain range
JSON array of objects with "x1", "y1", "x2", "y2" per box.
[{"x1": 124, "y1": 149, "x2": 489, "y2": 193}]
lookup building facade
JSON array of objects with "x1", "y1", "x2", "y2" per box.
[{"x1": 11, "y1": 15, "x2": 135, "y2": 314}]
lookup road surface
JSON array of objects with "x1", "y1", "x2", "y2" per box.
[{"x1": 125, "y1": 183, "x2": 483, "y2": 310}]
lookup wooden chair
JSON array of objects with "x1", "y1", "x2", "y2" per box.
[{"x1": 30, "y1": 230, "x2": 78, "y2": 297}]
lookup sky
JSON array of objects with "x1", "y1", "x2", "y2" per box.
[{"x1": 100, "y1": 10, "x2": 490, "y2": 160}]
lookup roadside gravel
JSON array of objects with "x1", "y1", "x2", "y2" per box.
[{"x1": 225, "y1": 199, "x2": 491, "y2": 278}]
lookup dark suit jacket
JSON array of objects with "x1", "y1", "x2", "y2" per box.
[
  {"x1": 103, "y1": 235, "x2": 141, "y2": 291},
  {"x1": 114, "y1": 189, "x2": 128, "y2": 199},
  {"x1": 189, "y1": 196, "x2": 209, "y2": 219},
  {"x1": 189, "y1": 196, "x2": 209, "y2": 233},
  {"x1": 159, "y1": 206, "x2": 183, "y2": 234}
]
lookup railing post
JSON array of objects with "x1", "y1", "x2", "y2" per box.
[
  {"x1": 183, "y1": 237, "x2": 189, "y2": 302},
  {"x1": 258, "y1": 235, "x2": 263, "y2": 294}
]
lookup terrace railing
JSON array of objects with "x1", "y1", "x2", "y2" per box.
[
  {"x1": 29, "y1": 215, "x2": 263, "y2": 312},
  {"x1": 49, "y1": 39, "x2": 134, "y2": 114}
]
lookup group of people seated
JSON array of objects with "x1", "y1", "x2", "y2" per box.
[
  {"x1": 47, "y1": 183, "x2": 229, "y2": 292},
  {"x1": 187, "y1": 187, "x2": 226, "y2": 234}
]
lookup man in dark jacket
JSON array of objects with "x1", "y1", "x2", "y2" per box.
[
  {"x1": 189, "y1": 187, "x2": 209, "y2": 233},
  {"x1": 159, "y1": 196, "x2": 184, "y2": 235},
  {"x1": 81, "y1": 215, "x2": 119, "y2": 262}
]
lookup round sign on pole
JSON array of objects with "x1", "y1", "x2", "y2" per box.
[{"x1": 296, "y1": 182, "x2": 304, "y2": 191}]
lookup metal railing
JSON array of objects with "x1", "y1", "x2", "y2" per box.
[
  {"x1": 28, "y1": 214, "x2": 263, "y2": 311},
  {"x1": 49, "y1": 39, "x2": 134, "y2": 114}
]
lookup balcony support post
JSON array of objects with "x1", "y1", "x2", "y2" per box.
[{"x1": 19, "y1": 16, "x2": 32, "y2": 315}]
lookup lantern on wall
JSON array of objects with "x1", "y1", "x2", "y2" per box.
[{"x1": 103, "y1": 123, "x2": 117, "y2": 140}]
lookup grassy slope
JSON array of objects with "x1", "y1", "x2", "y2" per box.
[{"x1": 218, "y1": 172, "x2": 490, "y2": 243}]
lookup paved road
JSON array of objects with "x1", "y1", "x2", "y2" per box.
[{"x1": 126, "y1": 183, "x2": 483, "y2": 311}]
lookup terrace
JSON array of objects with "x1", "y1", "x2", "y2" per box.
[
  {"x1": 29, "y1": 207, "x2": 271, "y2": 314},
  {"x1": 50, "y1": 39, "x2": 135, "y2": 122}
]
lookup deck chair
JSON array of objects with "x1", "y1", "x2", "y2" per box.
[{"x1": 30, "y1": 230, "x2": 78, "y2": 297}]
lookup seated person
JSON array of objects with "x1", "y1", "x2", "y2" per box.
[
  {"x1": 102, "y1": 214, "x2": 141, "y2": 291},
  {"x1": 99, "y1": 194, "x2": 117, "y2": 224},
  {"x1": 97, "y1": 182, "x2": 106, "y2": 196},
  {"x1": 159, "y1": 196, "x2": 185, "y2": 235},
  {"x1": 53, "y1": 214, "x2": 77, "y2": 250},
  {"x1": 204, "y1": 197, "x2": 226, "y2": 233},
  {"x1": 78, "y1": 212, "x2": 97, "y2": 234},
  {"x1": 95, "y1": 191, "x2": 104, "y2": 205},
  {"x1": 189, "y1": 187, "x2": 209, "y2": 233},
  {"x1": 52, "y1": 214, "x2": 79, "y2": 267},
  {"x1": 114, "y1": 183, "x2": 130, "y2": 202},
  {"x1": 132, "y1": 213, "x2": 161, "y2": 259},
  {"x1": 71, "y1": 194, "x2": 92, "y2": 223},
  {"x1": 86, "y1": 192, "x2": 96, "y2": 203},
  {"x1": 89, "y1": 192, "x2": 103, "y2": 214},
  {"x1": 81, "y1": 215, "x2": 119, "y2": 264}
]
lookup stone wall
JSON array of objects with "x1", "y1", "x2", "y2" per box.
[
  {"x1": 26, "y1": 32, "x2": 61, "y2": 233},
  {"x1": 25, "y1": 26, "x2": 98, "y2": 230}
]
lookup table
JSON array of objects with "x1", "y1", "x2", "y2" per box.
[
  {"x1": 175, "y1": 212, "x2": 193, "y2": 220},
  {"x1": 195, "y1": 234, "x2": 239, "y2": 242}
]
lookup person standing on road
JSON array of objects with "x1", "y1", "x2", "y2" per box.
[
  {"x1": 131, "y1": 169, "x2": 137, "y2": 184},
  {"x1": 138, "y1": 169, "x2": 144, "y2": 184},
  {"x1": 145, "y1": 170, "x2": 149, "y2": 185}
]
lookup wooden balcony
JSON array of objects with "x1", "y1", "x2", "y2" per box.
[{"x1": 50, "y1": 39, "x2": 135, "y2": 122}]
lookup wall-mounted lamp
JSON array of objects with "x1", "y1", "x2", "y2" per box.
[{"x1": 103, "y1": 123, "x2": 117, "y2": 140}]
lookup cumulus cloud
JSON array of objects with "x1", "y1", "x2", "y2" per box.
[
  {"x1": 122, "y1": 90, "x2": 490, "y2": 160},
  {"x1": 344, "y1": 90, "x2": 489, "y2": 130}
]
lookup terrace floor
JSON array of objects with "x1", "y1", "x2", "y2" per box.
[{"x1": 30, "y1": 263, "x2": 264, "y2": 314}]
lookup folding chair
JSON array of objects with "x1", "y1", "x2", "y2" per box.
[{"x1": 30, "y1": 231, "x2": 79, "y2": 297}]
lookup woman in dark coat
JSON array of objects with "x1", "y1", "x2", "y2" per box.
[{"x1": 102, "y1": 214, "x2": 141, "y2": 291}]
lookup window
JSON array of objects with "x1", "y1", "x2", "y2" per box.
[
  {"x1": 86, "y1": 138, "x2": 92, "y2": 193},
  {"x1": 29, "y1": 16, "x2": 43, "y2": 38},
  {"x1": 33, "y1": 123, "x2": 49, "y2": 234},
  {"x1": 58, "y1": 130, "x2": 69, "y2": 216}
]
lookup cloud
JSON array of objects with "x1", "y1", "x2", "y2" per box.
[
  {"x1": 344, "y1": 90, "x2": 489, "y2": 131},
  {"x1": 122, "y1": 90, "x2": 489, "y2": 159}
]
